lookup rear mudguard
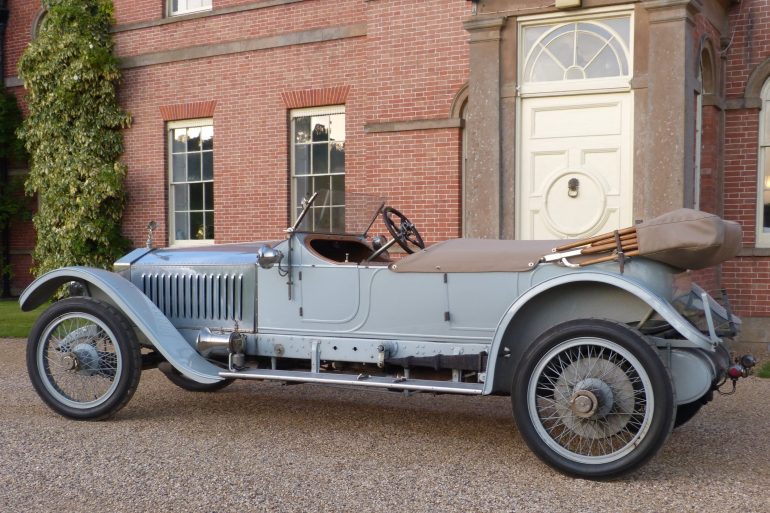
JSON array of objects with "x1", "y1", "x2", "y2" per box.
[
  {"x1": 483, "y1": 270, "x2": 717, "y2": 395},
  {"x1": 19, "y1": 266, "x2": 223, "y2": 384}
]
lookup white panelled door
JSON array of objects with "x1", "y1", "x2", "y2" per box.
[
  {"x1": 517, "y1": 12, "x2": 633, "y2": 240},
  {"x1": 518, "y1": 92, "x2": 633, "y2": 239}
]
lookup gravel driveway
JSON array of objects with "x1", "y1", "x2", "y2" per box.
[{"x1": 1, "y1": 337, "x2": 768, "y2": 513}]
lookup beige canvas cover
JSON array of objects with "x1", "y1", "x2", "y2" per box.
[
  {"x1": 391, "y1": 209, "x2": 741, "y2": 273},
  {"x1": 390, "y1": 239, "x2": 572, "y2": 273},
  {"x1": 635, "y1": 208, "x2": 742, "y2": 270}
]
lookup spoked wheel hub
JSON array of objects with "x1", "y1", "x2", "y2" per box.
[
  {"x1": 60, "y1": 353, "x2": 79, "y2": 372},
  {"x1": 568, "y1": 378, "x2": 614, "y2": 419}
]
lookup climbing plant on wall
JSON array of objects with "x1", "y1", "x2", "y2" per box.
[{"x1": 17, "y1": 0, "x2": 131, "y2": 277}]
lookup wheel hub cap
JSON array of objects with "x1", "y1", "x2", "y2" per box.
[
  {"x1": 571, "y1": 377, "x2": 615, "y2": 418},
  {"x1": 61, "y1": 353, "x2": 79, "y2": 371},
  {"x1": 569, "y1": 390, "x2": 598, "y2": 418},
  {"x1": 71, "y1": 343, "x2": 101, "y2": 375}
]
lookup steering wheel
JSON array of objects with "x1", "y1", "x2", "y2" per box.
[{"x1": 382, "y1": 207, "x2": 425, "y2": 254}]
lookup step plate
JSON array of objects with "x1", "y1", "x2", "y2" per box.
[{"x1": 219, "y1": 368, "x2": 484, "y2": 395}]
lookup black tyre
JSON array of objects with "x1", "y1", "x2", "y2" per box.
[
  {"x1": 511, "y1": 319, "x2": 675, "y2": 479},
  {"x1": 159, "y1": 362, "x2": 233, "y2": 392},
  {"x1": 26, "y1": 297, "x2": 142, "y2": 420}
]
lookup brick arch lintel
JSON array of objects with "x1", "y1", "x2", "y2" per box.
[
  {"x1": 449, "y1": 82, "x2": 469, "y2": 120},
  {"x1": 280, "y1": 86, "x2": 350, "y2": 109},
  {"x1": 743, "y1": 58, "x2": 770, "y2": 109},
  {"x1": 159, "y1": 100, "x2": 217, "y2": 121}
]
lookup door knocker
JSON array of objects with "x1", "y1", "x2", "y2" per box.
[{"x1": 567, "y1": 177, "x2": 579, "y2": 198}]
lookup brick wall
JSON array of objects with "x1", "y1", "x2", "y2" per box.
[
  {"x1": 4, "y1": 0, "x2": 39, "y2": 79},
  {"x1": 723, "y1": 0, "x2": 770, "y2": 316}
]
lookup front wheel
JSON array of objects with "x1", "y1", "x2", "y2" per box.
[
  {"x1": 26, "y1": 298, "x2": 142, "y2": 420},
  {"x1": 511, "y1": 319, "x2": 675, "y2": 479}
]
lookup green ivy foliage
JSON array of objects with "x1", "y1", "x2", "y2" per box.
[{"x1": 17, "y1": 0, "x2": 131, "y2": 277}]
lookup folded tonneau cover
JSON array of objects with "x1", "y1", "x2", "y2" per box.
[{"x1": 634, "y1": 209, "x2": 742, "y2": 270}]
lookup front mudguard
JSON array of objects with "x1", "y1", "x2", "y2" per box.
[{"x1": 20, "y1": 266, "x2": 223, "y2": 384}]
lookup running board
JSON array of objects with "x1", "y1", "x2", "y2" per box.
[{"x1": 219, "y1": 368, "x2": 484, "y2": 395}]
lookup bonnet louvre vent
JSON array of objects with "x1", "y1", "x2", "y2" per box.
[{"x1": 140, "y1": 272, "x2": 245, "y2": 321}]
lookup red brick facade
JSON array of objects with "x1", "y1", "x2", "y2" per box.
[{"x1": 721, "y1": 0, "x2": 770, "y2": 317}]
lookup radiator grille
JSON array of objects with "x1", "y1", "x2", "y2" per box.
[{"x1": 140, "y1": 272, "x2": 245, "y2": 321}]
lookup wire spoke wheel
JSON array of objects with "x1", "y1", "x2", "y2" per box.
[
  {"x1": 512, "y1": 319, "x2": 674, "y2": 479},
  {"x1": 530, "y1": 339, "x2": 652, "y2": 463},
  {"x1": 38, "y1": 313, "x2": 122, "y2": 409},
  {"x1": 27, "y1": 298, "x2": 141, "y2": 420}
]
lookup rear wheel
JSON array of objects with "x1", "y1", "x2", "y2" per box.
[
  {"x1": 511, "y1": 319, "x2": 675, "y2": 479},
  {"x1": 26, "y1": 298, "x2": 141, "y2": 420}
]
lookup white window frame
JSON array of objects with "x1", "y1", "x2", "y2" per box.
[
  {"x1": 289, "y1": 105, "x2": 346, "y2": 233},
  {"x1": 168, "y1": 118, "x2": 215, "y2": 247},
  {"x1": 756, "y1": 81, "x2": 770, "y2": 247},
  {"x1": 168, "y1": 0, "x2": 212, "y2": 17},
  {"x1": 518, "y1": 6, "x2": 634, "y2": 97},
  {"x1": 693, "y1": 59, "x2": 703, "y2": 212}
]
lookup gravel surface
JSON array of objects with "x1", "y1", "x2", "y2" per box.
[{"x1": 1, "y1": 337, "x2": 769, "y2": 513}]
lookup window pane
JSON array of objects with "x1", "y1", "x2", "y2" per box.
[
  {"x1": 523, "y1": 25, "x2": 549, "y2": 56},
  {"x1": 311, "y1": 117, "x2": 330, "y2": 141},
  {"x1": 174, "y1": 184, "x2": 188, "y2": 211},
  {"x1": 172, "y1": 154, "x2": 186, "y2": 182},
  {"x1": 204, "y1": 182, "x2": 213, "y2": 210},
  {"x1": 187, "y1": 127, "x2": 201, "y2": 151},
  {"x1": 330, "y1": 142, "x2": 345, "y2": 174},
  {"x1": 331, "y1": 174, "x2": 345, "y2": 205},
  {"x1": 329, "y1": 114, "x2": 345, "y2": 142},
  {"x1": 584, "y1": 46, "x2": 620, "y2": 79},
  {"x1": 190, "y1": 212, "x2": 204, "y2": 240},
  {"x1": 175, "y1": 212, "x2": 189, "y2": 240},
  {"x1": 546, "y1": 30, "x2": 574, "y2": 68},
  {"x1": 205, "y1": 212, "x2": 214, "y2": 239},
  {"x1": 762, "y1": 147, "x2": 770, "y2": 232},
  {"x1": 331, "y1": 207, "x2": 345, "y2": 233},
  {"x1": 295, "y1": 176, "x2": 310, "y2": 207},
  {"x1": 763, "y1": 108, "x2": 770, "y2": 146},
  {"x1": 202, "y1": 152, "x2": 213, "y2": 180},
  {"x1": 189, "y1": 182, "x2": 204, "y2": 210},
  {"x1": 313, "y1": 175, "x2": 330, "y2": 196},
  {"x1": 603, "y1": 17, "x2": 631, "y2": 47},
  {"x1": 294, "y1": 117, "x2": 311, "y2": 143},
  {"x1": 187, "y1": 153, "x2": 201, "y2": 181},
  {"x1": 295, "y1": 145, "x2": 310, "y2": 175},
  {"x1": 172, "y1": 129, "x2": 187, "y2": 153},
  {"x1": 575, "y1": 32, "x2": 605, "y2": 69},
  {"x1": 314, "y1": 206, "x2": 331, "y2": 232},
  {"x1": 312, "y1": 144, "x2": 328, "y2": 174},
  {"x1": 529, "y1": 52, "x2": 564, "y2": 82},
  {"x1": 201, "y1": 126, "x2": 213, "y2": 150}
]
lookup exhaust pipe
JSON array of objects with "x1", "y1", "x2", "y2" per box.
[{"x1": 196, "y1": 327, "x2": 245, "y2": 357}]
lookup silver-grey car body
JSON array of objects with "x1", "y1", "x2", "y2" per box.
[{"x1": 19, "y1": 195, "x2": 749, "y2": 479}]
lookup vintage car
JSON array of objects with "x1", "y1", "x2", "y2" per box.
[{"x1": 19, "y1": 191, "x2": 755, "y2": 479}]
